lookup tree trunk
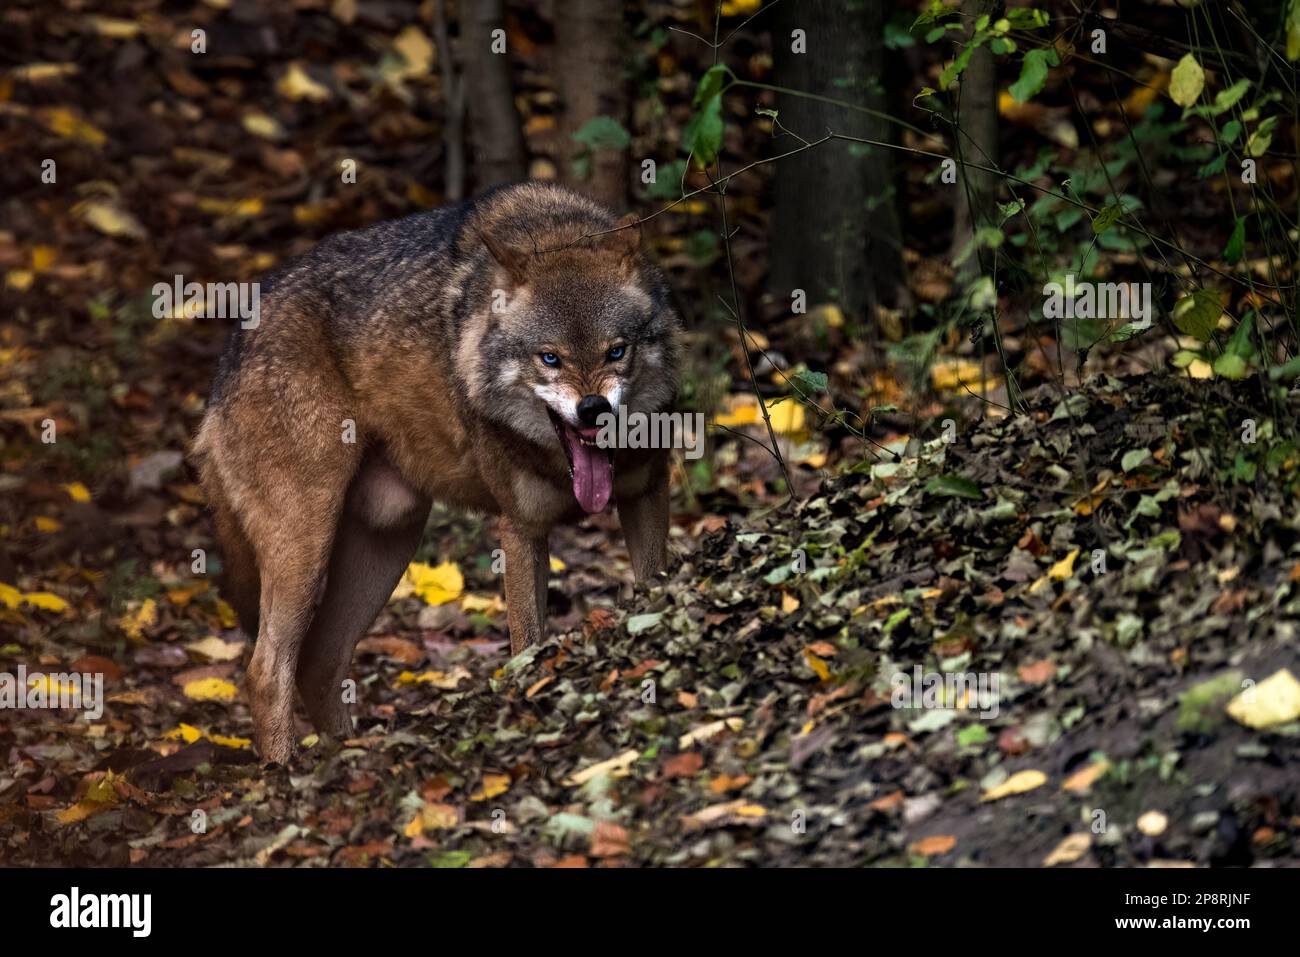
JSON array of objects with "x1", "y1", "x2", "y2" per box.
[
  {"x1": 950, "y1": 0, "x2": 1000, "y2": 267},
  {"x1": 462, "y1": 0, "x2": 526, "y2": 190},
  {"x1": 769, "y1": 0, "x2": 905, "y2": 327},
  {"x1": 555, "y1": 0, "x2": 629, "y2": 210},
  {"x1": 433, "y1": 0, "x2": 466, "y2": 201}
]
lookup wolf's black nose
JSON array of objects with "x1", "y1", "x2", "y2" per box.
[{"x1": 577, "y1": 394, "x2": 612, "y2": 427}]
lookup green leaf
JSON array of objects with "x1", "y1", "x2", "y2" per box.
[
  {"x1": 793, "y1": 370, "x2": 829, "y2": 392},
  {"x1": 1121, "y1": 449, "x2": 1151, "y2": 472},
  {"x1": 683, "y1": 95, "x2": 723, "y2": 166},
  {"x1": 626, "y1": 612, "x2": 664, "y2": 635},
  {"x1": 1213, "y1": 352, "x2": 1248, "y2": 379},
  {"x1": 1269, "y1": 355, "x2": 1300, "y2": 381},
  {"x1": 1008, "y1": 47, "x2": 1058, "y2": 103},
  {"x1": 940, "y1": 45, "x2": 974, "y2": 89},
  {"x1": 571, "y1": 116, "x2": 630, "y2": 151},
  {"x1": 1246, "y1": 115, "x2": 1277, "y2": 158},
  {"x1": 1169, "y1": 53, "x2": 1204, "y2": 108},
  {"x1": 957, "y1": 724, "x2": 991, "y2": 747},
  {"x1": 997, "y1": 199, "x2": 1025, "y2": 223},
  {"x1": 1223, "y1": 311, "x2": 1255, "y2": 357},
  {"x1": 1288, "y1": 0, "x2": 1300, "y2": 60},
  {"x1": 1213, "y1": 78, "x2": 1251, "y2": 114},
  {"x1": 1004, "y1": 8, "x2": 1049, "y2": 29},
  {"x1": 924, "y1": 475, "x2": 984, "y2": 500},
  {"x1": 692, "y1": 64, "x2": 731, "y2": 108},
  {"x1": 1091, "y1": 203, "x2": 1123, "y2": 234},
  {"x1": 1224, "y1": 217, "x2": 1246, "y2": 264},
  {"x1": 1171, "y1": 289, "x2": 1221, "y2": 342}
]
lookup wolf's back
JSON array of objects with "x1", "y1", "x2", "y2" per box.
[{"x1": 206, "y1": 182, "x2": 616, "y2": 406}]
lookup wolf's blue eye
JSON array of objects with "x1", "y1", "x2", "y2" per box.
[
  {"x1": 607, "y1": 345, "x2": 626, "y2": 361},
  {"x1": 540, "y1": 352, "x2": 560, "y2": 367}
]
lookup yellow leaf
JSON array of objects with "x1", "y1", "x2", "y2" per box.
[
  {"x1": 549, "y1": 556, "x2": 566, "y2": 572},
  {"x1": 1043, "y1": 833, "x2": 1091, "y2": 866},
  {"x1": 241, "y1": 111, "x2": 284, "y2": 140},
  {"x1": 64, "y1": 482, "x2": 91, "y2": 502},
  {"x1": 167, "y1": 580, "x2": 210, "y2": 606},
  {"x1": 6, "y1": 270, "x2": 33, "y2": 291},
  {"x1": 1137, "y1": 810, "x2": 1168, "y2": 836},
  {"x1": 931, "y1": 358, "x2": 1001, "y2": 393},
  {"x1": 808, "y1": 303, "x2": 844, "y2": 329},
  {"x1": 677, "y1": 718, "x2": 744, "y2": 749},
  {"x1": 208, "y1": 733, "x2": 251, "y2": 749},
  {"x1": 56, "y1": 795, "x2": 115, "y2": 824},
  {"x1": 1061, "y1": 760, "x2": 1110, "y2": 793},
  {"x1": 782, "y1": 592, "x2": 800, "y2": 614},
  {"x1": 418, "y1": 802, "x2": 460, "y2": 829},
  {"x1": 28, "y1": 673, "x2": 78, "y2": 696},
  {"x1": 460, "y1": 593, "x2": 505, "y2": 615},
  {"x1": 0, "y1": 583, "x2": 22, "y2": 609},
  {"x1": 1226, "y1": 669, "x2": 1300, "y2": 729},
  {"x1": 394, "y1": 666, "x2": 470, "y2": 690},
  {"x1": 768, "y1": 399, "x2": 805, "y2": 435},
  {"x1": 714, "y1": 395, "x2": 758, "y2": 428},
  {"x1": 88, "y1": 16, "x2": 142, "y2": 38},
  {"x1": 163, "y1": 723, "x2": 205, "y2": 743},
  {"x1": 182, "y1": 677, "x2": 238, "y2": 703},
  {"x1": 77, "y1": 200, "x2": 146, "y2": 240},
  {"x1": 981, "y1": 769, "x2": 1048, "y2": 801},
  {"x1": 397, "y1": 560, "x2": 464, "y2": 606},
  {"x1": 31, "y1": 245, "x2": 56, "y2": 272},
  {"x1": 565, "y1": 749, "x2": 639, "y2": 786},
  {"x1": 392, "y1": 26, "x2": 434, "y2": 77},
  {"x1": 196, "y1": 196, "x2": 264, "y2": 217},
  {"x1": 39, "y1": 107, "x2": 107, "y2": 146},
  {"x1": 804, "y1": 647, "x2": 829, "y2": 680},
  {"x1": 470, "y1": 773, "x2": 511, "y2": 801},
  {"x1": 185, "y1": 636, "x2": 244, "y2": 662},
  {"x1": 1169, "y1": 53, "x2": 1204, "y2": 108},
  {"x1": 277, "y1": 62, "x2": 331, "y2": 102},
  {"x1": 13, "y1": 63, "x2": 79, "y2": 82},
  {"x1": 215, "y1": 598, "x2": 238, "y2": 629},
  {"x1": 34, "y1": 516, "x2": 61, "y2": 532},
  {"x1": 119, "y1": 599, "x2": 157, "y2": 640},
  {"x1": 1048, "y1": 548, "x2": 1080, "y2": 582},
  {"x1": 22, "y1": 591, "x2": 68, "y2": 613}
]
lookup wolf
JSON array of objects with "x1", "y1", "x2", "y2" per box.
[{"x1": 192, "y1": 182, "x2": 680, "y2": 763}]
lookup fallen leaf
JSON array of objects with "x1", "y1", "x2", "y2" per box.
[
  {"x1": 182, "y1": 677, "x2": 238, "y2": 703},
  {"x1": 1226, "y1": 669, "x2": 1300, "y2": 728},
  {"x1": 981, "y1": 769, "x2": 1047, "y2": 801},
  {"x1": 909, "y1": 834, "x2": 956, "y2": 856},
  {"x1": 1043, "y1": 833, "x2": 1091, "y2": 866}
]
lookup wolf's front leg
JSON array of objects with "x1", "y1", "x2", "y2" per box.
[
  {"x1": 617, "y1": 454, "x2": 669, "y2": 581},
  {"x1": 500, "y1": 519, "x2": 549, "y2": 656}
]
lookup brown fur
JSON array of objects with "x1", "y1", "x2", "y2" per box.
[{"x1": 193, "y1": 183, "x2": 679, "y2": 763}]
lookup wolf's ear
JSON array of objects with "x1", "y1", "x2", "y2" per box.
[
  {"x1": 479, "y1": 229, "x2": 532, "y2": 285},
  {"x1": 604, "y1": 213, "x2": 642, "y2": 260}
]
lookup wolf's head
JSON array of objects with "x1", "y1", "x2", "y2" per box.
[{"x1": 456, "y1": 185, "x2": 680, "y2": 514}]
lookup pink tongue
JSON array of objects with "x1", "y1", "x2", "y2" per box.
[{"x1": 567, "y1": 432, "x2": 612, "y2": 513}]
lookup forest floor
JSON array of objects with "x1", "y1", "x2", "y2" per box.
[
  {"x1": 5, "y1": 372, "x2": 1300, "y2": 868},
  {"x1": 4, "y1": 0, "x2": 1300, "y2": 868}
]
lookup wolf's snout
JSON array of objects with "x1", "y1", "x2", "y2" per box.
[{"x1": 577, "y1": 394, "x2": 612, "y2": 427}]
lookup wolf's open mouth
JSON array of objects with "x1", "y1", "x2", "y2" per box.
[{"x1": 548, "y1": 408, "x2": 614, "y2": 514}]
